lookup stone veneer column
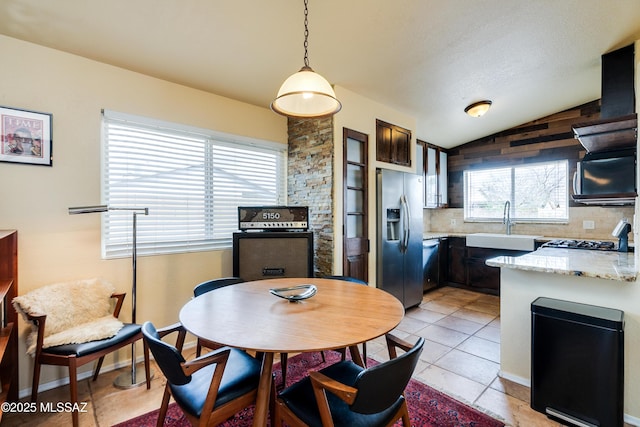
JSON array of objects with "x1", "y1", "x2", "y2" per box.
[{"x1": 287, "y1": 116, "x2": 334, "y2": 277}]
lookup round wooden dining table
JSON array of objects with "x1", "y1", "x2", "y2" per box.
[{"x1": 179, "y1": 277, "x2": 405, "y2": 427}]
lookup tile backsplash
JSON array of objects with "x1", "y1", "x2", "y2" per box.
[{"x1": 425, "y1": 206, "x2": 635, "y2": 242}]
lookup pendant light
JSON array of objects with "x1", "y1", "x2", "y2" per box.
[{"x1": 271, "y1": 0, "x2": 341, "y2": 118}]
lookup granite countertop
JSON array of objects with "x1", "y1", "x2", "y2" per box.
[{"x1": 486, "y1": 247, "x2": 638, "y2": 282}]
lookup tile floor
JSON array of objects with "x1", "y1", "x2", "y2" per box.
[
  {"x1": 367, "y1": 286, "x2": 562, "y2": 427},
  {"x1": 2, "y1": 286, "x2": 624, "y2": 426}
]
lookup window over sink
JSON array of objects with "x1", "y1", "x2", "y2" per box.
[{"x1": 464, "y1": 160, "x2": 569, "y2": 223}]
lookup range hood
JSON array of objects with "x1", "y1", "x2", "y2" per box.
[{"x1": 573, "y1": 44, "x2": 637, "y2": 153}]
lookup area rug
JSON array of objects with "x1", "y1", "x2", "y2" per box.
[{"x1": 115, "y1": 350, "x2": 505, "y2": 427}]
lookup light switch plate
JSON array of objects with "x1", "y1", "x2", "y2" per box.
[{"x1": 583, "y1": 220, "x2": 595, "y2": 230}]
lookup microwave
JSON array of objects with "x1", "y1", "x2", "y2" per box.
[{"x1": 572, "y1": 147, "x2": 637, "y2": 205}]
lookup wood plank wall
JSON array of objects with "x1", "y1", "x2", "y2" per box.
[{"x1": 446, "y1": 100, "x2": 600, "y2": 208}]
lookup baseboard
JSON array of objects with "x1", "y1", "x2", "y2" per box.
[
  {"x1": 624, "y1": 414, "x2": 640, "y2": 426},
  {"x1": 498, "y1": 370, "x2": 530, "y2": 387},
  {"x1": 19, "y1": 340, "x2": 196, "y2": 399},
  {"x1": 498, "y1": 371, "x2": 640, "y2": 426}
]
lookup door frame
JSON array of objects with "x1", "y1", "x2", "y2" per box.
[{"x1": 342, "y1": 128, "x2": 369, "y2": 281}]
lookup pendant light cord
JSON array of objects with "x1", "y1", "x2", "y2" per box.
[{"x1": 303, "y1": 0, "x2": 310, "y2": 68}]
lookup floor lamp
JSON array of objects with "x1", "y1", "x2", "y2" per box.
[{"x1": 68, "y1": 204, "x2": 152, "y2": 388}]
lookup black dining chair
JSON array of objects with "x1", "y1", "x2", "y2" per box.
[
  {"x1": 324, "y1": 275, "x2": 370, "y2": 365},
  {"x1": 193, "y1": 276, "x2": 246, "y2": 297},
  {"x1": 193, "y1": 277, "x2": 245, "y2": 356},
  {"x1": 142, "y1": 321, "x2": 272, "y2": 427},
  {"x1": 275, "y1": 333, "x2": 425, "y2": 427}
]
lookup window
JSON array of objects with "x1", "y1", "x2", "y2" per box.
[
  {"x1": 464, "y1": 160, "x2": 568, "y2": 222},
  {"x1": 102, "y1": 110, "x2": 286, "y2": 258}
]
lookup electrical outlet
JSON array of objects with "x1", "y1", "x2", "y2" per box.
[
  {"x1": 450, "y1": 219, "x2": 457, "y2": 227},
  {"x1": 583, "y1": 220, "x2": 595, "y2": 230}
]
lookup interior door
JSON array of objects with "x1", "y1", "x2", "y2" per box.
[{"x1": 343, "y1": 128, "x2": 369, "y2": 281}]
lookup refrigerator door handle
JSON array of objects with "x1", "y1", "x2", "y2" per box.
[{"x1": 401, "y1": 194, "x2": 410, "y2": 253}]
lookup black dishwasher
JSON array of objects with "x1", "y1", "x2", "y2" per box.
[
  {"x1": 531, "y1": 297, "x2": 624, "y2": 427},
  {"x1": 422, "y1": 239, "x2": 440, "y2": 292}
]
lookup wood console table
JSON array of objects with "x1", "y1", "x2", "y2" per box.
[{"x1": 0, "y1": 230, "x2": 18, "y2": 421}]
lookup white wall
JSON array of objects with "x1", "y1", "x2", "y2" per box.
[
  {"x1": 331, "y1": 86, "x2": 417, "y2": 283},
  {"x1": 0, "y1": 35, "x2": 287, "y2": 394}
]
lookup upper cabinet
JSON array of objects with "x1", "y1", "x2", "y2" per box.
[
  {"x1": 376, "y1": 119, "x2": 411, "y2": 167},
  {"x1": 419, "y1": 140, "x2": 448, "y2": 208}
]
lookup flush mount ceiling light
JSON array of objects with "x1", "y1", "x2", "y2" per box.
[
  {"x1": 271, "y1": 0, "x2": 341, "y2": 118},
  {"x1": 465, "y1": 100, "x2": 492, "y2": 118}
]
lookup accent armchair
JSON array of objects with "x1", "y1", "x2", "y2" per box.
[{"x1": 12, "y1": 278, "x2": 150, "y2": 427}]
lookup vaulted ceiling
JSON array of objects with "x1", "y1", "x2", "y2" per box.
[{"x1": 1, "y1": 0, "x2": 640, "y2": 148}]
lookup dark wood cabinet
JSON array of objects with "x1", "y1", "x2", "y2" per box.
[
  {"x1": 467, "y1": 246, "x2": 528, "y2": 295},
  {"x1": 0, "y1": 230, "x2": 18, "y2": 420},
  {"x1": 438, "y1": 238, "x2": 449, "y2": 285},
  {"x1": 445, "y1": 237, "x2": 527, "y2": 295},
  {"x1": 376, "y1": 119, "x2": 411, "y2": 166},
  {"x1": 419, "y1": 140, "x2": 448, "y2": 208},
  {"x1": 446, "y1": 237, "x2": 467, "y2": 286},
  {"x1": 467, "y1": 247, "x2": 503, "y2": 294}
]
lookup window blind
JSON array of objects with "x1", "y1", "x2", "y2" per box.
[{"x1": 102, "y1": 111, "x2": 286, "y2": 258}]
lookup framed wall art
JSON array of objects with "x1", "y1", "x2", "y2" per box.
[{"x1": 0, "y1": 106, "x2": 52, "y2": 166}]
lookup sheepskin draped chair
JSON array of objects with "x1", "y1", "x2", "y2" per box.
[{"x1": 12, "y1": 278, "x2": 150, "y2": 427}]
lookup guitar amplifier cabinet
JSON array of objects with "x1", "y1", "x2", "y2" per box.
[{"x1": 233, "y1": 232, "x2": 314, "y2": 281}]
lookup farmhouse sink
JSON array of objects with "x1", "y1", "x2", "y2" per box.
[{"x1": 466, "y1": 233, "x2": 543, "y2": 251}]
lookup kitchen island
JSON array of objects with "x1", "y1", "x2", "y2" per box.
[{"x1": 487, "y1": 248, "x2": 640, "y2": 424}]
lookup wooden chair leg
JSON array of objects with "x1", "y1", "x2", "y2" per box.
[
  {"x1": 280, "y1": 353, "x2": 288, "y2": 387},
  {"x1": 399, "y1": 401, "x2": 411, "y2": 426},
  {"x1": 339, "y1": 347, "x2": 347, "y2": 361},
  {"x1": 156, "y1": 386, "x2": 172, "y2": 427},
  {"x1": 31, "y1": 360, "x2": 42, "y2": 402},
  {"x1": 69, "y1": 357, "x2": 79, "y2": 427},
  {"x1": 92, "y1": 355, "x2": 106, "y2": 381},
  {"x1": 269, "y1": 374, "x2": 277, "y2": 427},
  {"x1": 338, "y1": 343, "x2": 365, "y2": 364},
  {"x1": 274, "y1": 395, "x2": 284, "y2": 427},
  {"x1": 196, "y1": 339, "x2": 203, "y2": 357},
  {"x1": 144, "y1": 341, "x2": 152, "y2": 389},
  {"x1": 362, "y1": 342, "x2": 367, "y2": 367}
]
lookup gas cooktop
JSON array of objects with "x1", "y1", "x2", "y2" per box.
[{"x1": 542, "y1": 239, "x2": 616, "y2": 251}]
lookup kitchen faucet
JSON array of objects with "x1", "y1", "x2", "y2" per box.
[{"x1": 503, "y1": 201, "x2": 514, "y2": 235}]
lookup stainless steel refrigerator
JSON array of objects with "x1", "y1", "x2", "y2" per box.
[{"x1": 376, "y1": 168, "x2": 424, "y2": 308}]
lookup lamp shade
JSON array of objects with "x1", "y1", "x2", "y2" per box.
[
  {"x1": 271, "y1": 66, "x2": 342, "y2": 118},
  {"x1": 465, "y1": 100, "x2": 492, "y2": 117}
]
